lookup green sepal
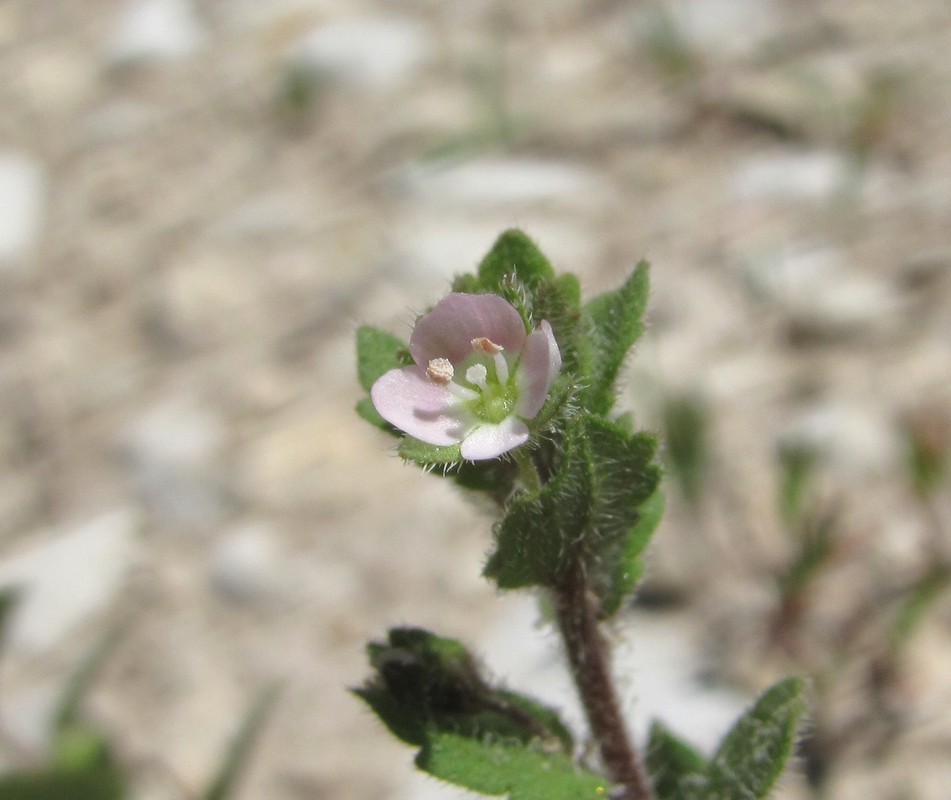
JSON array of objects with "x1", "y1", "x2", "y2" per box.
[
  {"x1": 484, "y1": 426, "x2": 592, "y2": 588},
  {"x1": 417, "y1": 733, "x2": 607, "y2": 800},
  {"x1": 646, "y1": 721, "x2": 709, "y2": 800},
  {"x1": 580, "y1": 261, "x2": 650, "y2": 415},
  {"x1": 705, "y1": 677, "x2": 807, "y2": 799},
  {"x1": 599, "y1": 488, "x2": 665, "y2": 618},
  {"x1": 398, "y1": 438, "x2": 463, "y2": 466},
  {"x1": 354, "y1": 628, "x2": 579, "y2": 761},
  {"x1": 356, "y1": 325, "x2": 411, "y2": 393},
  {"x1": 476, "y1": 229, "x2": 556, "y2": 292}
]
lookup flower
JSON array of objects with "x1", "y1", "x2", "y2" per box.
[{"x1": 371, "y1": 293, "x2": 562, "y2": 460}]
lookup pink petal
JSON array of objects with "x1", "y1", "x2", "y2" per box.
[
  {"x1": 460, "y1": 418, "x2": 530, "y2": 460},
  {"x1": 371, "y1": 366, "x2": 472, "y2": 446},
  {"x1": 515, "y1": 320, "x2": 562, "y2": 419},
  {"x1": 411, "y1": 293, "x2": 527, "y2": 366}
]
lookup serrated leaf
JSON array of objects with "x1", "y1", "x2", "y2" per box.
[
  {"x1": 477, "y1": 229, "x2": 555, "y2": 292},
  {"x1": 581, "y1": 262, "x2": 650, "y2": 415},
  {"x1": 356, "y1": 325, "x2": 410, "y2": 392},
  {"x1": 484, "y1": 428, "x2": 592, "y2": 588},
  {"x1": 646, "y1": 721, "x2": 709, "y2": 800},
  {"x1": 600, "y1": 488, "x2": 665, "y2": 617},
  {"x1": 355, "y1": 628, "x2": 577, "y2": 759},
  {"x1": 418, "y1": 733, "x2": 607, "y2": 800},
  {"x1": 203, "y1": 683, "x2": 281, "y2": 800},
  {"x1": 398, "y1": 437, "x2": 463, "y2": 466},
  {"x1": 579, "y1": 415, "x2": 662, "y2": 615},
  {"x1": 706, "y1": 677, "x2": 807, "y2": 800}
]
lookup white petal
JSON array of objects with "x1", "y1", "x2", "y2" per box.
[
  {"x1": 460, "y1": 418, "x2": 529, "y2": 460},
  {"x1": 371, "y1": 366, "x2": 472, "y2": 446},
  {"x1": 516, "y1": 320, "x2": 562, "y2": 419}
]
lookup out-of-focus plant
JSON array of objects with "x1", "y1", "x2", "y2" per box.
[{"x1": 0, "y1": 595, "x2": 278, "y2": 800}]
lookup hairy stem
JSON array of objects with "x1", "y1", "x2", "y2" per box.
[{"x1": 554, "y1": 556, "x2": 655, "y2": 800}]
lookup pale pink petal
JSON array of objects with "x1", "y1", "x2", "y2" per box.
[
  {"x1": 411, "y1": 293, "x2": 527, "y2": 366},
  {"x1": 371, "y1": 366, "x2": 472, "y2": 446},
  {"x1": 515, "y1": 320, "x2": 562, "y2": 419},
  {"x1": 460, "y1": 418, "x2": 530, "y2": 460}
]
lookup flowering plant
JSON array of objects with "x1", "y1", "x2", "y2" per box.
[{"x1": 355, "y1": 230, "x2": 805, "y2": 800}]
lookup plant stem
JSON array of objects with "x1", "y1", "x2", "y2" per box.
[{"x1": 554, "y1": 556, "x2": 655, "y2": 800}]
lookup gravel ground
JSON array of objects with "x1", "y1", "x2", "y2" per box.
[{"x1": 1, "y1": 1, "x2": 950, "y2": 799}]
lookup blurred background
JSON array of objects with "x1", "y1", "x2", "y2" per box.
[{"x1": 1, "y1": 1, "x2": 950, "y2": 798}]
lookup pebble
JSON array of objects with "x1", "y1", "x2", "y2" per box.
[
  {"x1": 729, "y1": 150, "x2": 850, "y2": 203},
  {"x1": 289, "y1": 18, "x2": 431, "y2": 89},
  {"x1": 0, "y1": 510, "x2": 139, "y2": 655},
  {"x1": 106, "y1": 0, "x2": 207, "y2": 66},
  {"x1": 209, "y1": 522, "x2": 283, "y2": 604},
  {"x1": 401, "y1": 158, "x2": 605, "y2": 210},
  {"x1": 741, "y1": 246, "x2": 903, "y2": 336},
  {"x1": 779, "y1": 403, "x2": 900, "y2": 479},
  {"x1": 120, "y1": 399, "x2": 228, "y2": 533},
  {"x1": 0, "y1": 153, "x2": 46, "y2": 272}
]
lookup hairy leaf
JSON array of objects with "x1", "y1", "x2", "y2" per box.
[
  {"x1": 418, "y1": 733, "x2": 606, "y2": 800},
  {"x1": 356, "y1": 325, "x2": 411, "y2": 392},
  {"x1": 581, "y1": 262, "x2": 650, "y2": 414},
  {"x1": 477, "y1": 229, "x2": 555, "y2": 292}
]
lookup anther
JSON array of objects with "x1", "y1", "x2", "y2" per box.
[
  {"x1": 471, "y1": 337, "x2": 503, "y2": 355},
  {"x1": 427, "y1": 358, "x2": 454, "y2": 385}
]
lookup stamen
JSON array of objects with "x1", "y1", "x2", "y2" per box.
[
  {"x1": 447, "y1": 383, "x2": 478, "y2": 402},
  {"x1": 427, "y1": 358, "x2": 454, "y2": 385},
  {"x1": 471, "y1": 337, "x2": 503, "y2": 355},
  {"x1": 466, "y1": 364, "x2": 489, "y2": 390},
  {"x1": 493, "y1": 352, "x2": 509, "y2": 384}
]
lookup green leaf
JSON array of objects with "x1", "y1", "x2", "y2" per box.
[
  {"x1": 579, "y1": 415, "x2": 662, "y2": 616},
  {"x1": 355, "y1": 396, "x2": 395, "y2": 433},
  {"x1": 706, "y1": 677, "x2": 808, "y2": 800},
  {"x1": 581, "y1": 262, "x2": 650, "y2": 415},
  {"x1": 477, "y1": 229, "x2": 555, "y2": 292},
  {"x1": 356, "y1": 325, "x2": 410, "y2": 393},
  {"x1": 203, "y1": 683, "x2": 281, "y2": 800},
  {"x1": 662, "y1": 392, "x2": 710, "y2": 506},
  {"x1": 418, "y1": 733, "x2": 607, "y2": 800},
  {"x1": 646, "y1": 721, "x2": 709, "y2": 800},
  {"x1": 600, "y1": 488, "x2": 665, "y2": 617},
  {"x1": 354, "y1": 628, "x2": 577, "y2": 757},
  {"x1": 398, "y1": 437, "x2": 463, "y2": 466},
  {"x1": 484, "y1": 426, "x2": 592, "y2": 588}
]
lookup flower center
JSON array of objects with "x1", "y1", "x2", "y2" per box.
[{"x1": 426, "y1": 337, "x2": 516, "y2": 425}]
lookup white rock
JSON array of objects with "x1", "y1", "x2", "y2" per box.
[
  {"x1": 121, "y1": 399, "x2": 227, "y2": 532},
  {"x1": 729, "y1": 151, "x2": 848, "y2": 203},
  {"x1": 209, "y1": 522, "x2": 281, "y2": 603},
  {"x1": 290, "y1": 18, "x2": 430, "y2": 89},
  {"x1": 780, "y1": 403, "x2": 900, "y2": 478},
  {"x1": 402, "y1": 158, "x2": 603, "y2": 209},
  {"x1": 107, "y1": 0, "x2": 207, "y2": 65},
  {"x1": 0, "y1": 153, "x2": 45, "y2": 271},
  {"x1": 741, "y1": 246, "x2": 902, "y2": 334},
  {"x1": 655, "y1": 0, "x2": 782, "y2": 61},
  {"x1": 0, "y1": 510, "x2": 139, "y2": 655}
]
